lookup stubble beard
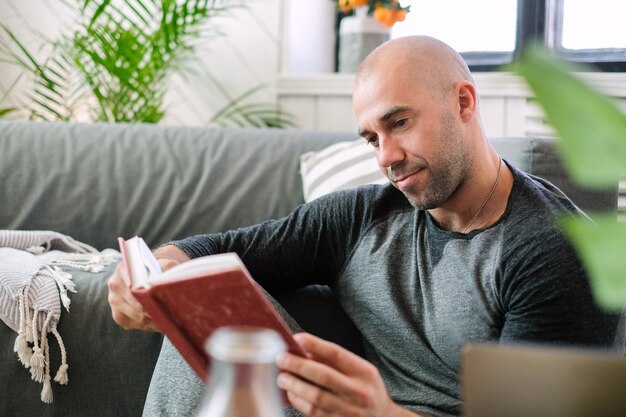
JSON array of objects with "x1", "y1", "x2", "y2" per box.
[{"x1": 394, "y1": 112, "x2": 471, "y2": 210}]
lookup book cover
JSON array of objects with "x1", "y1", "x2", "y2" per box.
[{"x1": 118, "y1": 236, "x2": 303, "y2": 382}]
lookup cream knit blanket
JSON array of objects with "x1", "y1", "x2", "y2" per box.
[{"x1": 0, "y1": 230, "x2": 119, "y2": 403}]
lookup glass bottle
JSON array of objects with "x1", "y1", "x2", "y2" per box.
[{"x1": 196, "y1": 326, "x2": 287, "y2": 417}]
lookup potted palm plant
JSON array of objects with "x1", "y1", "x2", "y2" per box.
[{"x1": 0, "y1": 0, "x2": 295, "y2": 128}]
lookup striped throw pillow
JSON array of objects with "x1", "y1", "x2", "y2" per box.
[{"x1": 300, "y1": 139, "x2": 388, "y2": 202}]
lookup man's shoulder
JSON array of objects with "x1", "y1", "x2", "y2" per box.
[
  {"x1": 498, "y1": 166, "x2": 586, "y2": 258},
  {"x1": 509, "y1": 166, "x2": 586, "y2": 220}
]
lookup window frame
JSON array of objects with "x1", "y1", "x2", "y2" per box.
[
  {"x1": 459, "y1": 0, "x2": 625, "y2": 72},
  {"x1": 546, "y1": 0, "x2": 626, "y2": 72}
]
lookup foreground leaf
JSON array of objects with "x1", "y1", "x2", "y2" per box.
[
  {"x1": 511, "y1": 45, "x2": 626, "y2": 188},
  {"x1": 561, "y1": 215, "x2": 626, "y2": 311}
]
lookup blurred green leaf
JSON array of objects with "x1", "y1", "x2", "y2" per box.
[
  {"x1": 514, "y1": 45, "x2": 626, "y2": 311},
  {"x1": 511, "y1": 45, "x2": 626, "y2": 188},
  {"x1": 561, "y1": 215, "x2": 626, "y2": 311},
  {"x1": 0, "y1": 108, "x2": 16, "y2": 117}
]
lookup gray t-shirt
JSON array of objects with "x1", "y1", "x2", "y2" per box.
[{"x1": 174, "y1": 164, "x2": 624, "y2": 417}]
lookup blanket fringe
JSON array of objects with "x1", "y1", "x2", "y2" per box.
[
  {"x1": 13, "y1": 295, "x2": 72, "y2": 402},
  {"x1": 52, "y1": 325, "x2": 68, "y2": 385},
  {"x1": 29, "y1": 310, "x2": 45, "y2": 383},
  {"x1": 5, "y1": 236, "x2": 118, "y2": 403},
  {"x1": 41, "y1": 375, "x2": 53, "y2": 404},
  {"x1": 14, "y1": 294, "x2": 32, "y2": 367},
  {"x1": 41, "y1": 323, "x2": 53, "y2": 404}
]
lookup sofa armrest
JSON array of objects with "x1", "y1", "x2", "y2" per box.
[{"x1": 0, "y1": 263, "x2": 163, "y2": 417}]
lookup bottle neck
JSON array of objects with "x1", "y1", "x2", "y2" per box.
[
  {"x1": 202, "y1": 359, "x2": 284, "y2": 417},
  {"x1": 198, "y1": 327, "x2": 287, "y2": 417},
  {"x1": 211, "y1": 359, "x2": 279, "y2": 390}
]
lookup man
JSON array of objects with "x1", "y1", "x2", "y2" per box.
[{"x1": 108, "y1": 36, "x2": 623, "y2": 417}]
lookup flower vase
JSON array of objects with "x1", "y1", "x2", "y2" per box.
[{"x1": 338, "y1": 7, "x2": 391, "y2": 73}]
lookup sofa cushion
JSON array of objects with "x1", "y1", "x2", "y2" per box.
[{"x1": 300, "y1": 139, "x2": 387, "y2": 202}]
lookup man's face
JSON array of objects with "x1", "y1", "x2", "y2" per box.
[{"x1": 353, "y1": 71, "x2": 471, "y2": 210}]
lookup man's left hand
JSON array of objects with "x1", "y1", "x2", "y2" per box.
[{"x1": 276, "y1": 333, "x2": 420, "y2": 417}]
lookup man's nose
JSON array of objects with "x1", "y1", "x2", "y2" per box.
[{"x1": 376, "y1": 135, "x2": 404, "y2": 169}]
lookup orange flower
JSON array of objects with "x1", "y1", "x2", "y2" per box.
[
  {"x1": 338, "y1": 0, "x2": 369, "y2": 13},
  {"x1": 373, "y1": 7, "x2": 407, "y2": 28}
]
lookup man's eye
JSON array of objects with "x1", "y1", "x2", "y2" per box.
[
  {"x1": 394, "y1": 119, "x2": 407, "y2": 128},
  {"x1": 366, "y1": 136, "x2": 379, "y2": 146}
]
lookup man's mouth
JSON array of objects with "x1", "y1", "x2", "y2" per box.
[{"x1": 392, "y1": 169, "x2": 423, "y2": 189}]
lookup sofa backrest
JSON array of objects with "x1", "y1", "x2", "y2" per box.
[
  {"x1": 0, "y1": 121, "x2": 616, "y2": 250},
  {"x1": 0, "y1": 121, "x2": 356, "y2": 249},
  {"x1": 491, "y1": 137, "x2": 617, "y2": 214}
]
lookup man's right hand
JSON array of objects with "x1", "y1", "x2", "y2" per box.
[{"x1": 107, "y1": 244, "x2": 190, "y2": 332}]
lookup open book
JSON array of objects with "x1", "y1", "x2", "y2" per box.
[{"x1": 117, "y1": 236, "x2": 303, "y2": 382}]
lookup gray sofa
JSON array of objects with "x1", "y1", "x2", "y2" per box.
[{"x1": 0, "y1": 120, "x2": 617, "y2": 417}]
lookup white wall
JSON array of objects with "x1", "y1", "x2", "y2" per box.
[
  {"x1": 0, "y1": 0, "x2": 282, "y2": 126},
  {"x1": 2, "y1": 0, "x2": 626, "y2": 137},
  {"x1": 282, "y1": 0, "x2": 335, "y2": 74},
  {"x1": 277, "y1": 72, "x2": 626, "y2": 136}
]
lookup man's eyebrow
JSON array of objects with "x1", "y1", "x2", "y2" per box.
[
  {"x1": 357, "y1": 127, "x2": 371, "y2": 138},
  {"x1": 380, "y1": 106, "x2": 411, "y2": 122},
  {"x1": 358, "y1": 106, "x2": 413, "y2": 138}
]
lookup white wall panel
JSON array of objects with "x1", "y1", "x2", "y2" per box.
[
  {"x1": 502, "y1": 97, "x2": 526, "y2": 137},
  {"x1": 316, "y1": 96, "x2": 358, "y2": 133},
  {"x1": 278, "y1": 73, "x2": 626, "y2": 137},
  {"x1": 477, "y1": 97, "x2": 506, "y2": 138},
  {"x1": 279, "y1": 96, "x2": 316, "y2": 129}
]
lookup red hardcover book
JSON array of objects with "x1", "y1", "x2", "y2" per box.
[{"x1": 117, "y1": 236, "x2": 303, "y2": 382}]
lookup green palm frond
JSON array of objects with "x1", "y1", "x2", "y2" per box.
[
  {"x1": 0, "y1": 25, "x2": 81, "y2": 121},
  {"x1": 1, "y1": 0, "x2": 292, "y2": 128},
  {"x1": 0, "y1": 108, "x2": 16, "y2": 117},
  {"x1": 211, "y1": 85, "x2": 298, "y2": 129},
  {"x1": 71, "y1": 0, "x2": 243, "y2": 123}
]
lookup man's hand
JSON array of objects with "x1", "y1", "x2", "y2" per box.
[
  {"x1": 276, "y1": 333, "x2": 422, "y2": 417},
  {"x1": 107, "y1": 244, "x2": 190, "y2": 332}
]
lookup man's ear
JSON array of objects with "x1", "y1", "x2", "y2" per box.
[{"x1": 456, "y1": 81, "x2": 477, "y2": 122}]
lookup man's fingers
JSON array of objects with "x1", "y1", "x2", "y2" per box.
[
  {"x1": 107, "y1": 262, "x2": 157, "y2": 331},
  {"x1": 277, "y1": 351, "x2": 352, "y2": 395},
  {"x1": 278, "y1": 372, "x2": 361, "y2": 417},
  {"x1": 277, "y1": 351, "x2": 373, "y2": 407},
  {"x1": 158, "y1": 258, "x2": 179, "y2": 272},
  {"x1": 278, "y1": 333, "x2": 398, "y2": 417},
  {"x1": 293, "y1": 332, "x2": 379, "y2": 379},
  {"x1": 286, "y1": 391, "x2": 329, "y2": 417},
  {"x1": 108, "y1": 263, "x2": 143, "y2": 311}
]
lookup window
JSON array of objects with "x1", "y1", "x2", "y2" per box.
[
  {"x1": 392, "y1": 0, "x2": 517, "y2": 69},
  {"x1": 391, "y1": 0, "x2": 626, "y2": 71},
  {"x1": 549, "y1": 0, "x2": 626, "y2": 71}
]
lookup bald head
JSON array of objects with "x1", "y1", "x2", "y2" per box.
[
  {"x1": 352, "y1": 36, "x2": 493, "y2": 215},
  {"x1": 356, "y1": 36, "x2": 473, "y2": 98}
]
